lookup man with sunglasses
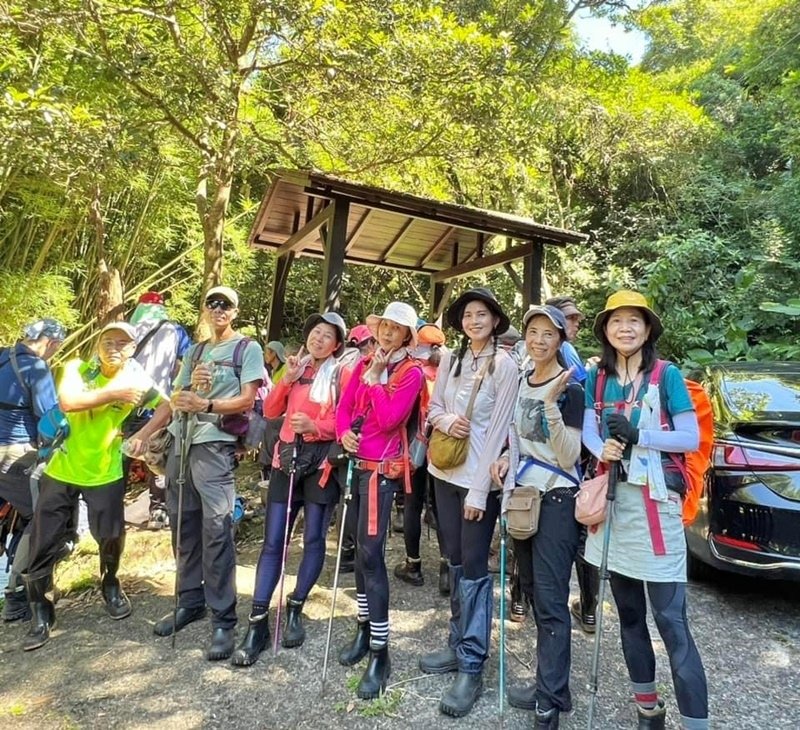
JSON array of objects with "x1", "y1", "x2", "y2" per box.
[{"x1": 129, "y1": 285, "x2": 263, "y2": 661}]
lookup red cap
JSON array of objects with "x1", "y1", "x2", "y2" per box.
[
  {"x1": 138, "y1": 291, "x2": 164, "y2": 305},
  {"x1": 348, "y1": 324, "x2": 373, "y2": 346}
]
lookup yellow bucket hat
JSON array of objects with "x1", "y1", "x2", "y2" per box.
[{"x1": 592, "y1": 290, "x2": 663, "y2": 343}]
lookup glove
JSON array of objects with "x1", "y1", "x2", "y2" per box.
[{"x1": 606, "y1": 413, "x2": 639, "y2": 445}]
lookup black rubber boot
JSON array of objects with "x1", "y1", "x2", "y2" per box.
[
  {"x1": 572, "y1": 554, "x2": 599, "y2": 633},
  {"x1": 338, "y1": 619, "x2": 370, "y2": 666},
  {"x1": 392, "y1": 506, "x2": 404, "y2": 534},
  {"x1": 507, "y1": 683, "x2": 538, "y2": 710},
  {"x1": 357, "y1": 640, "x2": 391, "y2": 699},
  {"x1": 394, "y1": 558, "x2": 423, "y2": 586},
  {"x1": 419, "y1": 563, "x2": 462, "y2": 674},
  {"x1": 282, "y1": 595, "x2": 305, "y2": 648},
  {"x1": 153, "y1": 606, "x2": 207, "y2": 636},
  {"x1": 338, "y1": 546, "x2": 355, "y2": 574},
  {"x1": 637, "y1": 700, "x2": 667, "y2": 729},
  {"x1": 438, "y1": 559, "x2": 449, "y2": 596},
  {"x1": 2, "y1": 586, "x2": 31, "y2": 622},
  {"x1": 440, "y1": 671, "x2": 483, "y2": 717},
  {"x1": 535, "y1": 704, "x2": 560, "y2": 729},
  {"x1": 207, "y1": 627, "x2": 235, "y2": 661},
  {"x1": 99, "y1": 537, "x2": 131, "y2": 620},
  {"x1": 22, "y1": 572, "x2": 55, "y2": 652},
  {"x1": 231, "y1": 610, "x2": 270, "y2": 667}
]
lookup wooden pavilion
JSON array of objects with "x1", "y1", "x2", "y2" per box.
[{"x1": 247, "y1": 169, "x2": 588, "y2": 340}]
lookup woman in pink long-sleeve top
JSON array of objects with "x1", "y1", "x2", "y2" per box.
[
  {"x1": 231, "y1": 312, "x2": 348, "y2": 668},
  {"x1": 419, "y1": 287, "x2": 519, "y2": 719},
  {"x1": 334, "y1": 302, "x2": 424, "y2": 701}
]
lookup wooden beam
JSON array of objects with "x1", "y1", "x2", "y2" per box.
[
  {"x1": 320, "y1": 199, "x2": 350, "y2": 311},
  {"x1": 380, "y1": 217, "x2": 415, "y2": 260},
  {"x1": 432, "y1": 242, "x2": 535, "y2": 284},
  {"x1": 345, "y1": 208, "x2": 374, "y2": 252},
  {"x1": 419, "y1": 226, "x2": 456, "y2": 267},
  {"x1": 522, "y1": 244, "x2": 544, "y2": 309},
  {"x1": 429, "y1": 279, "x2": 455, "y2": 321},
  {"x1": 504, "y1": 262, "x2": 524, "y2": 294},
  {"x1": 267, "y1": 253, "x2": 295, "y2": 340},
  {"x1": 274, "y1": 203, "x2": 333, "y2": 256},
  {"x1": 246, "y1": 178, "x2": 281, "y2": 247}
]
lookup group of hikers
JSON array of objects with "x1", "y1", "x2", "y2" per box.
[{"x1": 0, "y1": 284, "x2": 709, "y2": 729}]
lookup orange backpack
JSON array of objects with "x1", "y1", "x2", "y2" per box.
[{"x1": 595, "y1": 360, "x2": 713, "y2": 525}]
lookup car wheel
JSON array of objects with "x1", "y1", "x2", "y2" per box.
[{"x1": 687, "y1": 550, "x2": 714, "y2": 582}]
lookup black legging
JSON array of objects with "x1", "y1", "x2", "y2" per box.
[
  {"x1": 434, "y1": 478, "x2": 500, "y2": 579},
  {"x1": 402, "y1": 461, "x2": 444, "y2": 561},
  {"x1": 610, "y1": 573, "x2": 708, "y2": 720}
]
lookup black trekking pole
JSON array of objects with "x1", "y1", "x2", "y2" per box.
[
  {"x1": 172, "y1": 410, "x2": 191, "y2": 650},
  {"x1": 321, "y1": 417, "x2": 363, "y2": 695},
  {"x1": 586, "y1": 459, "x2": 620, "y2": 728},
  {"x1": 273, "y1": 433, "x2": 303, "y2": 655}
]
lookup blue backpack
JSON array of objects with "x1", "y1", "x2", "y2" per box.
[{"x1": 37, "y1": 406, "x2": 70, "y2": 462}]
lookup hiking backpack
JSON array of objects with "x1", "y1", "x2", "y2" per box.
[{"x1": 594, "y1": 359, "x2": 713, "y2": 526}]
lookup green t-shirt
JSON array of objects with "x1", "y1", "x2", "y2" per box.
[
  {"x1": 45, "y1": 358, "x2": 159, "y2": 487},
  {"x1": 168, "y1": 335, "x2": 264, "y2": 445}
]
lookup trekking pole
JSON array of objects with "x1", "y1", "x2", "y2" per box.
[
  {"x1": 273, "y1": 433, "x2": 303, "y2": 655},
  {"x1": 321, "y1": 417, "x2": 363, "y2": 695},
  {"x1": 172, "y1": 411, "x2": 191, "y2": 650},
  {"x1": 586, "y1": 460, "x2": 620, "y2": 728},
  {"x1": 499, "y1": 515, "x2": 508, "y2": 722}
]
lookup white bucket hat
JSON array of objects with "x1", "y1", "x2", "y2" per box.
[{"x1": 366, "y1": 302, "x2": 419, "y2": 348}]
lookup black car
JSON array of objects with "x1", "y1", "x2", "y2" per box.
[{"x1": 685, "y1": 362, "x2": 800, "y2": 581}]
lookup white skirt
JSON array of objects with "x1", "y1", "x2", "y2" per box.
[{"x1": 585, "y1": 480, "x2": 686, "y2": 583}]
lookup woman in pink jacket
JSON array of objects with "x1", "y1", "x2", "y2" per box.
[
  {"x1": 335, "y1": 302, "x2": 424, "y2": 700},
  {"x1": 231, "y1": 312, "x2": 347, "y2": 667}
]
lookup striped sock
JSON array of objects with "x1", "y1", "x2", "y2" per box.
[
  {"x1": 370, "y1": 620, "x2": 389, "y2": 644},
  {"x1": 356, "y1": 593, "x2": 369, "y2": 622},
  {"x1": 632, "y1": 681, "x2": 658, "y2": 710}
]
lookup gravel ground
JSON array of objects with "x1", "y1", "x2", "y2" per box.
[{"x1": 1, "y1": 508, "x2": 799, "y2": 729}]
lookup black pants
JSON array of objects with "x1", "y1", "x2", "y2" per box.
[
  {"x1": 402, "y1": 462, "x2": 444, "y2": 561},
  {"x1": 434, "y1": 478, "x2": 500, "y2": 579},
  {"x1": 611, "y1": 574, "x2": 708, "y2": 719},
  {"x1": 350, "y1": 468, "x2": 398, "y2": 625},
  {"x1": 27, "y1": 474, "x2": 125, "y2": 578}
]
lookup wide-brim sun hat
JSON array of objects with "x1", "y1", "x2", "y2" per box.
[
  {"x1": 522, "y1": 305, "x2": 568, "y2": 340},
  {"x1": 265, "y1": 340, "x2": 286, "y2": 363},
  {"x1": 593, "y1": 290, "x2": 663, "y2": 343},
  {"x1": 205, "y1": 286, "x2": 239, "y2": 308},
  {"x1": 446, "y1": 287, "x2": 510, "y2": 336},
  {"x1": 417, "y1": 323, "x2": 446, "y2": 347},
  {"x1": 366, "y1": 302, "x2": 419, "y2": 348},
  {"x1": 303, "y1": 312, "x2": 348, "y2": 357}
]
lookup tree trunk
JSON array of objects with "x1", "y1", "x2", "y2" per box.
[{"x1": 90, "y1": 185, "x2": 124, "y2": 326}]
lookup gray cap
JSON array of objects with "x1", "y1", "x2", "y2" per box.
[
  {"x1": 303, "y1": 312, "x2": 348, "y2": 357},
  {"x1": 265, "y1": 340, "x2": 286, "y2": 363},
  {"x1": 522, "y1": 305, "x2": 568, "y2": 339},
  {"x1": 24, "y1": 318, "x2": 67, "y2": 342},
  {"x1": 99, "y1": 321, "x2": 138, "y2": 341}
]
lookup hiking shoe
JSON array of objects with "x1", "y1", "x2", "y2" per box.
[
  {"x1": 394, "y1": 558, "x2": 424, "y2": 586},
  {"x1": 2, "y1": 587, "x2": 31, "y2": 622},
  {"x1": 510, "y1": 597, "x2": 528, "y2": 623},
  {"x1": 147, "y1": 508, "x2": 169, "y2": 531}
]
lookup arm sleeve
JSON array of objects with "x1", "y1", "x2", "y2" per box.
[
  {"x1": 466, "y1": 357, "x2": 520, "y2": 511},
  {"x1": 427, "y1": 350, "x2": 458, "y2": 436},
  {"x1": 365, "y1": 364, "x2": 424, "y2": 433},
  {"x1": 638, "y1": 410, "x2": 699, "y2": 453},
  {"x1": 335, "y1": 361, "x2": 363, "y2": 440},
  {"x1": 582, "y1": 407, "x2": 604, "y2": 461},
  {"x1": 543, "y1": 384, "x2": 583, "y2": 470}
]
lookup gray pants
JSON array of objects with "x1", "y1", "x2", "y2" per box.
[{"x1": 166, "y1": 440, "x2": 237, "y2": 629}]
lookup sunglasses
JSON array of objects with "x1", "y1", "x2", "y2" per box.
[{"x1": 205, "y1": 299, "x2": 234, "y2": 311}]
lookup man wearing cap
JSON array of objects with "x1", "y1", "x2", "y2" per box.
[
  {"x1": 128, "y1": 291, "x2": 192, "y2": 530},
  {"x1": 22, "y1": 321, "x2": 161, "y2": 651},
  {"x1": 0, "y1": 319, "x2": 65, "y2": 621},
  {"x1": 129, "y1": 285, "x2": 263, "y2": 661},
  {"x1": 545, "y1": 296, "x2": 586, "y2": 385}
]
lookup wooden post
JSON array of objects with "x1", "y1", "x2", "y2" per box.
[
  {"x1": 429, "y1": 279, "x2": 452, "y2": 321},
  {"x1": 320, "y1": 198, "x2": 350, "y2": 311},
  {"x1": 522, "y1": 243, "x2": 543, "y2": 310},
  {"x1": 267, "y1": 252, "x2": 295, "y2": 341}
]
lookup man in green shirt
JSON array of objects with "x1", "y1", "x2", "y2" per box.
[{"x1": 22, "y1": 321, "x2": 160, "y2": 652}]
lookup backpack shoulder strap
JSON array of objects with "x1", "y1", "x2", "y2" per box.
[
  {"x1": 133, "y1": 319, "x2": 171, "y2": 359},
  {"x1": 593, "y1": 367, "x2": 607, "y2": 416},
  {"x1": 189, "y1": 341, "x2": 208, "y2": 369},
  {"x1": 8, "y1": 347, "x2": 28, "y2": 395},
  {"x1": 231, "y1": 336, "x2": 252, "y2": 380}
]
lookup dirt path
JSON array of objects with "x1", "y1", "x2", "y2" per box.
[{"x1": 2, "y1": 480, "x2": 799, "y2": 729}]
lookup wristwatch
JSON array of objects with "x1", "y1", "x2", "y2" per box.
[{"x1": 206, "y1": 399, "x2": 214, "y2": 413}]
